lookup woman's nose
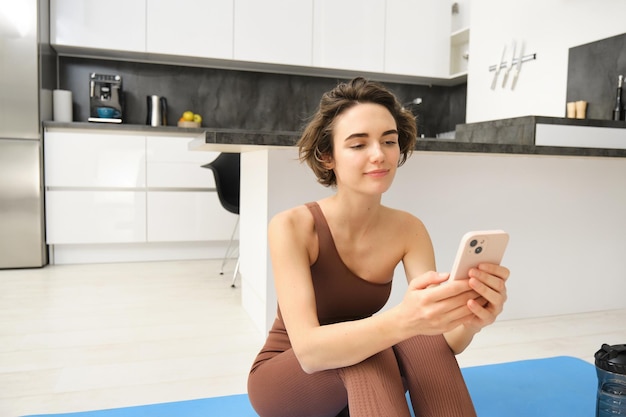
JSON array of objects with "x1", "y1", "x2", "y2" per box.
[{"x1": 370, "y1": 144, "x2": 385, "y2": 162}]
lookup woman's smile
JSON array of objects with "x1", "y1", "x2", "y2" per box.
[{"x1": 365, "y1": 168, "x2": 390, "y2": 178}]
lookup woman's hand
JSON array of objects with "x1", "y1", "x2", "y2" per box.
[
  {"x1": 442, "y1": 263, "x2": 509, "y2": 354},
  {"x1": 463, "y1": 263, "x2": 510, "y2": 332},
  {"x1": 396, "y1": 271, "x2": 480, "y2": 338}
]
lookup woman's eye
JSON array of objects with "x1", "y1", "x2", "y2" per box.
[
  {"x1": 350, "y1": 144, "x2": 365, "y2": 149},
  {"x1": 384, "y1": 140, "x2": 398, "y2": 145}
]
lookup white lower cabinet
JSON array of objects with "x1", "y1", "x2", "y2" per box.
[
  {"x1": 44, "y1": 130, "x2": 234, "y2": 260},
  {"x1": 145, "y1": 136, "x2": 227, "y2": 243},
  {"x1": 147, "y1": 192, "x2": 237, "y2": 242},
  {"x1": 44, "y1": 131, "x2": 146, "y2": 188},
  {"x1": 146, "y1": 136, "x2": 218, "y2": 188},
  {"x1": 46, "y1": 191, "x2": 146, "y2": 244}
]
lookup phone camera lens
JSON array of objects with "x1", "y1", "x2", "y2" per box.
[
  {"x1": 475, "y1": 246, "x2": 483, "y2": 254},
  {"x1": 470, "y1": 239, "x2": 478, "y2": 247}
]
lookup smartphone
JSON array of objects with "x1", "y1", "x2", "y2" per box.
[{"x1": 448, "y1": 230, "x2": 509, "y2": 281}]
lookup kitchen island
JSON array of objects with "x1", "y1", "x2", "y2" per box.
[
  {"x1": 45, "y1": 120, "x2": 626, "y2": 335},
  {"x1": 186, "y1": 117, "x2": 626, "y2": 334}
]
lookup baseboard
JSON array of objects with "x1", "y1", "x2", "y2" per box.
[{"x1": 48, "y1": 241, "x2": 235, "y2": 265}]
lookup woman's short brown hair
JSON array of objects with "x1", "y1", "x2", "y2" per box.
[{"x1": 297, "y1": 77, "x2": 417, "y2": 187}]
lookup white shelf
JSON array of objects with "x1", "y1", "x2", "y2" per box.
[
  {"x1": 451, "y1": 27, "x2": 470, "y2": 45},
  {"x1": 450, "y1": 71, "x2": 468, "y2": 80},
  {"x1": 450, "y1": 27, "x2": 470, "y2": 76}
]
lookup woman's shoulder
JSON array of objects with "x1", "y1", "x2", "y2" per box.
[
  {"x1": 271, "y1": 203, "x2": 314, "y2": 223},
  {"x1": 383, "y1": 206, "x2": 425, "y2": 225},
  {"x1": 381, "y1": 206, "x2": 430, "y2": 237},
  {"x1": 269, "y1": 204, "x2": 316, "y2": 236},
  {"x1": 268, "y1": 204, "x2": 318, "y2": 259}
]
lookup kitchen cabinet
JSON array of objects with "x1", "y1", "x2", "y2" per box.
[
  {"x1": 46, "y1": 190, "x2": 146, "y2": 244},
  {"x1": 384, "y1": 0, "x2": 450, "y2": 78},
  {"x1": 50, "y1": 0, "x2": 146, "y2": 52},
  {"x1": 146, "y1": 0, "x2": 234, "y2": 59},
  {"x1": 50, "y1": 0, "x2": 462, "y2": 83},
  {"x1": 147, "y1": 192, "x2": 237, "y2": 242},
  {"x1": 44, "y1": 131, "x2": 146, "y2": 244},
  {"x1": 44, "y1": 132, "x2": 146, "y2": 188},
  {"x1": 44, "y1": 129, "x2": 235, "y2": 248},
  {"x1": 312, "y1": 0, "x2": 385, "y2": 73},
  {"x1": 145, "y1": 136, "x2": 237, "y2": 242},
  {"x1": 146, "y1": 136, "x2": 216, "y2": 188},
  {"x1": 234, "y1": 0, "x2": 313, "y2": 67}
]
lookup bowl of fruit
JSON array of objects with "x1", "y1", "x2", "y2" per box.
[{"x1": 177, "y1": 110, "x2": 202, "y2": 128}]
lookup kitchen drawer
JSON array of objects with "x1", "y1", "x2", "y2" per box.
[
  {"x1": 44, "y1": 132, "x2": 146, "y2": 188},
  {"x1": 45, "y1": 190, "x2": 146, "y2": 244},
  {"x1": 146, "y1": 136, "x2": 218, "y2": 188},
  {"x1": 147, "y1": 191, "x2": 238, "y2": 242},
  {"x1": 147, "y1": 136, "x2": 216, "y2": 164}
]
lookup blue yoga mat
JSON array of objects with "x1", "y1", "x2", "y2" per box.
[
  {"x1": 23, "y1": 356, "x2": 596, "y2": 417},
  {"x1": 461, "y1": 356, "x2": 596, "y2": 417}
]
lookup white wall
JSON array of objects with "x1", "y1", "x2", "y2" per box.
[
  {"x1": 384, "y1": 151, "x2": 626, "y2": 321},
  {"x1": 240, "y1": 149, "x2": 333, "y2": 333},
  {"x1": 466, "y1": 0, "x2": 626, "y2": 123},
  {"x1": 239, "y1": 148, "x2": 626, "y2": 334}
]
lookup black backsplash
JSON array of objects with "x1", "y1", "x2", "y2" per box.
[
  {"x1": 567, "y1": 32, "x2": 626, "y2": 120},
  {"x1": 59, "y1": 57, "x2": 466, "y2": 137}
]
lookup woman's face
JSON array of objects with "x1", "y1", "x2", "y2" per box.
[{"x1": 326, "y1": 102, "x2": 400, "y2": 194}]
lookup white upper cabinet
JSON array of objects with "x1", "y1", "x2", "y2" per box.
[
  {"x1": 234, "y1": 0, "x2": 313, "y2": 67},
  {"x1": 51, "y1": 0, "x2": 458, "y2": 82},
  {"x1": 384, "y1": 0, "x2": 450, "y2": 78},
  {"x1": 147, "y1": 0, "x2": 234, "y2": 59},
  {"x1": 50, "y1": 0, "x2": 146, "y2": 52},
  {"x1": 312, "y1": 0, "x2": 385, "y2": 73}
]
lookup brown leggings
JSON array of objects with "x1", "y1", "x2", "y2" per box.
[{"x1": 247, "y1": 335, "x2": 476, "y2": 417}]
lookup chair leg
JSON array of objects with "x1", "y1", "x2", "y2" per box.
[
  {"x1": 220, "y1": 216, "x2": 239, "y2": 275},
  {"x1": 231, "y1": 257, "x2": 240, "y2": 288}
]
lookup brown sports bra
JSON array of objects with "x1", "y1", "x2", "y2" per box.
[
  {"x1": 305, "y1": 202, "x2": 393, "y2": 324},
  {"x1": 251, "y1": 202, "x2": 393, "y2": 371}
]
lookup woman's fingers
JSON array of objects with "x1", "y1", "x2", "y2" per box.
[{"x1": 464, "y1": 264, "x2": 509, "y2": 328}]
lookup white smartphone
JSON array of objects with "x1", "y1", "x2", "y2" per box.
[{"x1": 448, "y1": 230, "x2": 509, "y2": 281}]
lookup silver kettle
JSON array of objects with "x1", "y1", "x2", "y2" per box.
[{"x1": 146, "y1": 95, "x2": 167, "y2": 126}]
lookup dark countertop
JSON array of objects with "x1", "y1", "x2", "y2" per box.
[
  {"x1": 455, "y1": 115, "x2": 626, "y2": 144},
  {"x1": 453, "y1": 116, "x2": 626, "y2": 157},
  {"x1": 45, "y1": 121, "x2": 236, "y2": 136},
  {"x1": 44, "y1": 118, "x2": 626, "y2": 158}
]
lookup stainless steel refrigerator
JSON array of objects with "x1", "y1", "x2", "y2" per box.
[{"x1": 0, "y1": 0, "x2": 55, "y2": 268}]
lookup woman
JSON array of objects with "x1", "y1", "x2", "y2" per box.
[{"x1": 247, "y1": 77, "x2": 509, "y2": 417}]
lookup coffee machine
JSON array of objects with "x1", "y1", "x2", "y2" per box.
[{"x1": 88, "y1": 73, "x2": 123, "y2": 123}]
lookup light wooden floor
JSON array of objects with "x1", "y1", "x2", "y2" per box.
[{"x1": 1, "y1": 259, "x2": 624, "y2": 417}]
